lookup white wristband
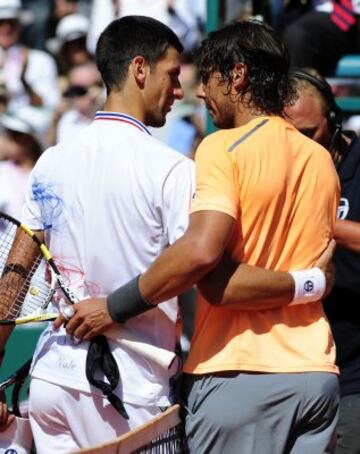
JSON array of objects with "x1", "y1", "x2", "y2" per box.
[{"x1": 288, "y1": 267, "x2": 326, "y2": 305}]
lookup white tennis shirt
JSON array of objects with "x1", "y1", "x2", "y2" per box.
[{"x1": 22, "y1": 111, "x2": 195, "y2": 406}]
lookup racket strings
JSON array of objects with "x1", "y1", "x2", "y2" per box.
[
  {"x1": 133, "y1": 423, "x2": 186, "y2": 453},
  {"x1": 0, "y1": 217, "x2": 52, "y2": 321},
  {"x1": 0, "y1": 215, "x2": 17, "y2": 273},
  {"x1": 4, "y1": 258, "x2": 51, "y2": 319}
]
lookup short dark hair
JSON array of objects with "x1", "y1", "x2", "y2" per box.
[
  {"x1": 96, "y1": 15, "x2": 183, "y2": 92},
  {"x1": 198, "y1": 20, "x2": 296, "y2": 116}
]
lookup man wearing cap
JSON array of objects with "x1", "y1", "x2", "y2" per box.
[
  {"x1": 0, "y1": 0, "x2": 60, "y2": 112},
  {"x1": 0, "y1": 109, "x2": 42, "y2": 218},
  {"x1": 46, "y1": 60, "x2": 104, "y2": 146},
  {"x1": 46, "y1": 13, "x2": 92, "y2": 75}
]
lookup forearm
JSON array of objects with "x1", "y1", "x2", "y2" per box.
[
  {"x1": 219, "y1": 264, "x2": 294, "y2": 310},
  {"x1": 21, "y1": 79, "x2": 43, "y2": 107},
  {"x1": 198, "y1": 255, "x2": 294, "y2": 310},
  {"x1": 198, "y1": 244, "x2": 330, "y2": 310},
  {"x1": 108, "y1": 211, "x2": 235, "y2": 324},
  {"x1": 334, "y1": 219, "x2": 360, "y2": 253}
]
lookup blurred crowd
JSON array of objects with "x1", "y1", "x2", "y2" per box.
[{"x1": 1, "y1": 0, "x2": 360, "y2": 217}]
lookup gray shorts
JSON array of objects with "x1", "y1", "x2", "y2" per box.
[{"x1": 181, "y1": 371, "x2": 339, "y2": 454}]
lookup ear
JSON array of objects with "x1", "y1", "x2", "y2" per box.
[
  {"x1": 130, "y1": 55, "x2": 149, "y2": 87},
  {"x1": 231, "y1": 63, "x2": 247, "y2": 91}
]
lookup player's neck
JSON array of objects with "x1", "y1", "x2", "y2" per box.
[
  {"x1": 232, "y1": 93, "x2": 272, "y2": 128},
  {"x1": 103, "y1": 91, "x2": 146, "y2": 124},
  {"x1": 233, "y1": 107, "x2": 270, "y2": 128}
]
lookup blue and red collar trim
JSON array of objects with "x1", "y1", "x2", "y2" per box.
[{"x1": 94, "y1": 112, "x2": 151, "y2": 135}]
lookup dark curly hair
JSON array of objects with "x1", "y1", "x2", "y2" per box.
[{"x1": 198, "y1": 20, "x2": 296, "y2": 116}]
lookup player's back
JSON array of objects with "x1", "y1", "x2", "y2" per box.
[
  {"x1": 22, "y1": 112, "x2": 195, "y2": 406},
  {"x1": 227, "y1": 116, "x2": 339, "y2": 270},
  {"x1": 25, "y1": 114, "x2": 194, "y2": 296}
]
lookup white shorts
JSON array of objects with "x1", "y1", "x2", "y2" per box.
[{"x1": 29, "y1": 378, "x2": 161, "y2": 454}]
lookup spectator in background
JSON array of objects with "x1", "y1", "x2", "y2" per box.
[
  {"x1": 48, "y1": 60, "x2": 104, "y2": 145},
  {"x1": 87, "y1": 0, "x2": 204, "y2": 55},
  {"x1": 47, "y1": 12, "x2": 92, "y2": 76},
  {"x1": 0, "y1": 84, "x2": 9, "y2": 114},
  {"x1": 46, "y1": 0, "x2": 80, "y2": 40},
  {"x1": 21, "y1": 0, "x2": 52, "y2": 51},
  {"x1": 0, "y1": 0, "x2": 60, "y2": 113},
  {"x1": 283, "y1": 0, "x2": 360, "y2": 76},
  {"x1": 0, "y1": 109, "x2": 42, "y2": 218},
  {"x1": 287, "y1": 67, "x2": 360, "y2": 454}
]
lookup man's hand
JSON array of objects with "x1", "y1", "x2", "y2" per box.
[
  {"x1": 53, "y1": 298, "x2": 115, "y2": 342},
  {"x1": 315, "y1": 239, "x2": 336, "y2": 299}
]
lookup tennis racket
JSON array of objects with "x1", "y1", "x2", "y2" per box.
[
  {"x1": 0, "y1": 212, "x2": 176, "y2": 369},
  {"x1": 0, "y1": 359, "x2": 31, "y2": 417}
]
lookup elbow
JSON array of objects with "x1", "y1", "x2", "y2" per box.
[
  {"x1": 185, "y1": 239, "x2": 222, "y2": 275},
  {"x1": 190, "y1": 248, "x2": 221, "y2": 273}
]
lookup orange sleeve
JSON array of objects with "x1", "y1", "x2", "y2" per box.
[{"x1": 191, "y1": 132, "x2": 239, "y2": 219}]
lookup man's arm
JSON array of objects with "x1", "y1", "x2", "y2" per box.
[
  {"x1": 54, "y1": 210, "x2": 235, "y2": 338},
  {"x1": 198, "y1": 239, "x2": 335, "y2": 310},
  {"x1": 334, "y1": 219, "x2": 360, "y2": 253},
  {"x1": 139, "y1": 210, "x2": 234, "y2": 303},
  {"x1": 0, "y1": 228, "x2": 43, "y2": 352},
  {"x1": 57, "y1": 210, "x2": 328, "y2": 340},
  {"x1": 198, "y1": 255, "x2": 294, "y2": 310},
  {"x1": 20, "y1": 49, "x2": 43, "y2": 107}
]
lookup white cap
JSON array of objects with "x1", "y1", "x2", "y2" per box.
[
  {"x1": 0, "y1": 107, "x2": 50, "y2": 146},
  {"x1": 0, "y1": 0, "x2": 33, "y2": 24},
  {"x1": 0, "y1": 0, "x2": 21, "y2": 20},
  {"x1": 1, "y1": 114, "x2": 35, "y2": 137},
  {"x1": 47, "y1": 14, "x2": 90, "y2": 54}
]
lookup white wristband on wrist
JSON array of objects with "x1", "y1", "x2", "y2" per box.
[{"x1": 288, "y1": 267, "x2": 326, "y2": 305}]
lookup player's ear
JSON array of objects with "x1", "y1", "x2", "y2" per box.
[
  {"x1": 131, "y1": 55, "x2": 149, "y2": 87},
  {"x1": 232, "y1": 63, "x2": 247, "y2": 91}
]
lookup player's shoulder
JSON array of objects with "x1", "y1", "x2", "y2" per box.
[
  {"x1": 195, "y1": 128, "x2": 244, "y2": 160},
  {"x1": 298, "y1": 131, "x2": 332, "y2": 161},
  {"x1": 32, "y1": 143, "x2": 62, "y2": 171},
  {"x1": 146, "y1": 134, "x2": 195, "y2": 167},
  {"x1": 196, "y1": 129, "x2": 227, "y2": 151}
]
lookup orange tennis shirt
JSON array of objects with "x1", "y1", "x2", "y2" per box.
[{"x1": 184, "y1": 116, "x2": 340, "y2": 375}]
